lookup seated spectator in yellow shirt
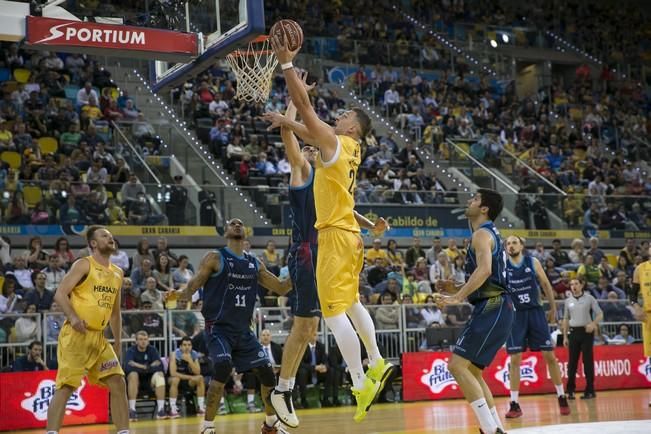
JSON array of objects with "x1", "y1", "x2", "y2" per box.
[
  {"x1": 366, "y1": 238, "x2": 389, "y2": 266},
  {"x1": 443, "y1": 238, "x2": 461, "y2": 261},
  {"x1": 81, "y1": 96, "x2": 103, "y2": 122}
]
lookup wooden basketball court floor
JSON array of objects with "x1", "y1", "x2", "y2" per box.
[{"x1": 18, "y1": 389, "x2": 651, "y2": 433}]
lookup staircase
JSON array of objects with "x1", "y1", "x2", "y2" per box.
[
  {"x1": 100, "y1": 59, "x2": 271, "y2": 227},
  {"x1": 329, "y1": 82, "x2": 523, "y2": 228}
]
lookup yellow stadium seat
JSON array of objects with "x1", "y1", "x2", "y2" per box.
[
  {"x1": 607, "y1": 255, "x2": 618, "y2": 267},
  {"x1": 22, "y1": 185, "x2": 43, "y2": 208},
  {"x1": 0, "y1": 151, "x2": 21, "y2": 169},
  {"x1": 13, "y1": 68, "x2": 31, "y2": 84},
  {"x1": 0, "y1": 276, "x2": 4, "y2": 292},
  {"x1": 37, "y1": 136, "x2": 58, "y2": 155}
]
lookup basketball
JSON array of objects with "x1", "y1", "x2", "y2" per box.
[{"x1": 270, "y1": 19, "x2": 303, "y2": 51}]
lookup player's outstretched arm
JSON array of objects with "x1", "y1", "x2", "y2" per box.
[
  {"x1": 181, "y1": 251, "x2": 221, "y2": 301},
  {"x1": 256, "y1": 258, "x2": 292, "y2": 295},
  {"x1": 532, "y1": 257, "x2": 557, "y2": 323},
  {"x1": 54, "y1": 257, "x2": 91, "y2": 333},
  {"x1": 269, "y1": 35, "x2": 337, "y2": 154}
]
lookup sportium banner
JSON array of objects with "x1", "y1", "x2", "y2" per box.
[
  {"x1": 0, "y1": 371, "x2": 109, "y2": 431},
  {"x1": 403, "y1": 344, "x2": 651, "y2": 401},
  {"x1": 25, "y1": 16, "x2": 198, "y2": 62}
]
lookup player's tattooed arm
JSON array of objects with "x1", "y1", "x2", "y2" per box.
[
  {"x1": 436, "y1": 230, "x2": 492, "y2": 306},
  {"x1": 181, "y1": 251, "x2": 221, "y2": 301},
  {"x1": 54, "y1": 257, "x2": 91, "y2": 334},
  {"x1": 110, "y1": 269, "x2": 125, "y2": 358},
  {"x1": 256, "y1": 258, "x2": 292, "y2": 295}
]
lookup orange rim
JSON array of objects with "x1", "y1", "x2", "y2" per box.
[{"x1": 227, "y1": 49, "x2": 274, "y2": 58}]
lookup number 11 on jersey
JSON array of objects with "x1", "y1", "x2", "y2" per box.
[{"x1": 235, "y1": 294, "x2": 246, "y2": 307}]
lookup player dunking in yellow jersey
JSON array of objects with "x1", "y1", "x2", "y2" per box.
[
  {"x1": 46, "y1": 226, "x2": 129, "y2": 434},
  {"x1": 632, "y1": 245, "x2": 651, "y2": 407},
  {"x1": 265, "y1": 36, "x2": 395, "y2": 423}
]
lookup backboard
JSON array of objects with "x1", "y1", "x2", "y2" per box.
[{"x1": 151, "y1": 0, "x2": 265, "y2": 93}]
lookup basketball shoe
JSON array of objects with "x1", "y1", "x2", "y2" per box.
[
  {"x1": 270, "y1": 389, "x2": 299, "y2": 428},
  {"x1": 351, "y1": 377, "x2": 381, "y2": 422}
]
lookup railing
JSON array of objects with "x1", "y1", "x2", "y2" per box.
[
  {"x1": 1, "y1": 302, "x2": 643, "y2": 370},
  {"x1": 3, "y1": 180, "x2": 650, "y2": 231},
  {"x1": 304, "y1": 37, "x2": 511, "y2": 78}
]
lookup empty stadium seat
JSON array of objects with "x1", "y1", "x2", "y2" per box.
[
  {"x1": 0, "y1": 151, "x2": 21, "y2": 169},
  {"x1": 22, "y1": 185, "x2": 43, "y2": 208},
  {"x1": 13, "y1": 68, "x2": 31, "y2": 84},
  {"x1": 0, "y1": 68, "x2": 10, "y2": 82},
  {"x1": 37, "y1": 137, "x2": 58, "y2": 155}
]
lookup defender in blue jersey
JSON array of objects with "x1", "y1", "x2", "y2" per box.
[
  {"x1": 268, "y1": 80, "x2": 322, "y2": 428},
  {"x1": 503, "y1": 236, "x2": 570, "y2": 419},
  {"x1": 181, "y1": 218, "x2": 292, "y2": 434},
  {"x1": 435, "y1": 189, "x2": 512, "y2": 434}
]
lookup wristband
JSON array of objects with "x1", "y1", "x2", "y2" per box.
[{"x1": 281, "y1": 62, "x2": 294, "y2": 70}]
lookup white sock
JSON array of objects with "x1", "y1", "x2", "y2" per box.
[
  {"x1": 490, "y1": 406, "x2": 504, "y2": 430},
  {"x1": 219, "y1": 397, "x2": 224, "y2": 405},
  {"x1": 157, "y1": 400, "x2": 165, "y2": 411},
  {"x1": 277, "y1": 377, "x2": 291, "y2": 392},
  {"x1": 324, "y1": 313, "x2": 366, "y2": 389},
  {"x1": 198, "y1": 397, "x2": 205, "y2": 409},
  {"x1": 128, "y1": 399, "x2": 136, "y2": 411},
  {"x1": 470, "y1": 398, "x2": 497, "y2": 434},
  {"x1": 510, "y1": 390, "x2": 519, "y2": 402},
  {"x1": 117, "y1": 431, "x2": 130, "y2": 434},
  {"x1": 169, "y1": 398, "x2": 177, "y2": 409},
  {"x1": 289, "y1": 377, "x2": 296, "y2": 390},
  {"x1": 346, "y1": 302, "x2": 382, "y2": 367},
  {"x1": 46, "y1": 431, "x2": 58, "y2": 434},
  {"x1": 555, "y1": 383, "x2": 565, "y2": 397},
  {"x1": 265, "y1": 415, "x2": 277, "y2": 426},
  {"x1": 202, "y1": 420, "x2": 214, "y2": 429},
  {"x1": 247, "y1": 393, "x2": 255, "y2": 404}
]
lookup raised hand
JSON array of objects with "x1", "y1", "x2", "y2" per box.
[
  {"x1": 270, "y1": 34, "x2": 300, "y2": 64},
  {"x1": 262, "y1": 111, "x2": 288, "y2": 131}
]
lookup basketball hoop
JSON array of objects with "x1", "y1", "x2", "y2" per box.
[{"x1": 226, "y1": 35, "x2": 278, "y2": 104}]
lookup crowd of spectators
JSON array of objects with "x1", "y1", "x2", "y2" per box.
[
  {"x1": 0, "y1": 42, "x2": 174, "y2": 226},
  {"x1": 178, "y1": 65, "x2": 458, "y2": 209}
]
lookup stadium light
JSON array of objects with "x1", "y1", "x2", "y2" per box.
[
  {"x1": 490, "y1": 39, "x2": 498, "y2": 48},
  {"x1": 502, "y1": 34, "x2": 509, "y2": 43}
]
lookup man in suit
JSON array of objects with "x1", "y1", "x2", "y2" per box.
[
  {"x1": 259, "y1": 329, "x2": 283, "y2": 376},
  {"x1": 296, "y1": 331, "x2": 336, "y2": 408}
]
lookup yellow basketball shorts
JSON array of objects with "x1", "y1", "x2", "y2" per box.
[
  {"x1": 56, "y1": 322, "x2": 124, "y2": 389},
  {"x1": 316, "y1": 228, "x2": 364, "y2": 318},
  {"x1": 643, "y1": 315, "x2": 651, "y2": 357}
]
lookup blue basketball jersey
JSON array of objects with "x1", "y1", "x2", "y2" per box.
[
  {"x1": 465, "y1": 221, "x2": 508, "y2": 304},
  {"x1": 202, "y1": 247, "x2": 259, "y2": 334},
  {"x1": 289, "y1": 166, "x2": 318, "y2": 245},
  {"x1": 507, "y1": 255, "x2": 541, "y2": 310}
]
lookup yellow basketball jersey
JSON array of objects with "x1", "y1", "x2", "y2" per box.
[
  {"x1": 70, "y1": 256, "x2": 123, "y2": 331},
  {"x1": 638, "y1": 261, "x2": 651, "y2": 312},
  {"x1": 314, "y1": 135, "x2": 361, "y2": 232}
]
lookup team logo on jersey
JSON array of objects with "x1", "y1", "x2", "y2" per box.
[
  {"x1": 494, "y1": 355, "x2": 539, "y2": 389},
  {"x1": 525, "y1": 267, "x2": 532, "y2": 273},
  {"x1": 420, "y1": 358, "x2": 458, "y2": 394},
  {"x1": 638, "y1": 358, "x2": 651, "y2": 383},
  {"x1": 21, "y1": 379, "x2": 86, "y2": 421}
]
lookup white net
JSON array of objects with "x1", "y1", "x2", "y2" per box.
[{"x1": 226, "y1": 37, "x2": 278, "y2": 104}]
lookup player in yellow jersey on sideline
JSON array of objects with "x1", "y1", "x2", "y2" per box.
[
  {"x1": 632, "y1": 245, "x2": 651, "y2": 407},
  {"x1": 45, "y1": 226, "x2": 129, "y2": 434},
  {"x1": 264, "y1": 36, "x2": 395, "y2": 424}
]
